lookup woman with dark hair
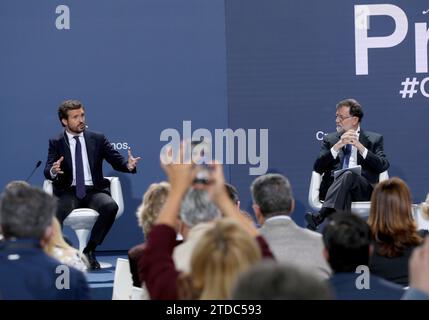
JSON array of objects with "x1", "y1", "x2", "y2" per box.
[{"x1": 369, "y1": 177, "x2": 426, "y2": 286}]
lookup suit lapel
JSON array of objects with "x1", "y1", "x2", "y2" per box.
[
  {"x1": 61, "y1": 131, "x2": 73, "y2": 171},
  {"x1": 335, "y1": 132, "x2": 345, "y2": 165},
  {"x1": 84, "y1": 131, "x2": 95, "y2": 174},
  {"x1": 358, "y1": 130, "x2": 369, "y2": 164}
]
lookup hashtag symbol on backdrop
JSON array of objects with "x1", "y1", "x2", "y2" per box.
[{"x1": 399, "y1": 77, "x2": 419, "y2": 99}]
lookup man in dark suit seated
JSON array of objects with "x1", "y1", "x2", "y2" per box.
[
  {"x1": 305, "y1": 98, "x2": 389, "y2": 230},
  {"x1": 0, "y1": 182, "x2": 90, "y2": 299},
  {"x1": 44, "y1": 100, "x2": 141, "y2": 270},
  {"x1": 323, "y1": 213, "x2": 404, "y2": 300}
]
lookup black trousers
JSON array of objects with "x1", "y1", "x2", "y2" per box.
[
  {"x1": 56, "y1": 186, "x2": 119, "y2": 248},
  {"x1": 320, "y1": 170, "x2": 373, "y2": 217}
]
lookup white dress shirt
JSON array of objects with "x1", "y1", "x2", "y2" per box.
[{"x1": 65, "y1": 131, "x2": 94, "y2": 186}]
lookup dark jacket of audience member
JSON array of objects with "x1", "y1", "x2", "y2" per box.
[
  {"x1": 0, "y1": 183, "x2": 90, "y2": 300},
  {"x1": 368, "y1": 178, "x2": 425, "y2": 286},
  {"x1": 323, "y1": 213, "x2": 404, "y2": 300},
  {"x1": 231, "y1": 261, "x2": 332, "y2": 300}
]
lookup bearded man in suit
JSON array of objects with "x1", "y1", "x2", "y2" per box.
[{"x1": 44, "y1": 100, "x2": 141, "y2": 269}]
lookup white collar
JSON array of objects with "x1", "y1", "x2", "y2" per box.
[
  {"x1": 65, "y1": 130, "x2": 83, "y2": 141},
  {"x1": 265, "y1": 215, "x2": 292, "y2": 223}
]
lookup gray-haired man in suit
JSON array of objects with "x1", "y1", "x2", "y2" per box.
[
  {"x1": 251, "y1": 174, "x2": 331, "y2": 280},
  {"x1": 305, "y1": 98, "x2": 389, "y2": 230}
]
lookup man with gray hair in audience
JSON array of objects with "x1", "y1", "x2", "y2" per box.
[
  {"x1": 251, "y1": 173, "x2": 331, "y2": 280},
  {"x1": 0, "y1": 182, "x2": 90, "y2": 299},
  {"x1": 173, "y1": 187, "x2": 221, "y2": 273}
]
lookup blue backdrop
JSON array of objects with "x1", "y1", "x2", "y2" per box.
[
  {"x1": 1, "y1": 0, "x2": 428, "y2": 250},
  {"x1": 225, "y1": 0, "x2": 429, "y2": 224}
]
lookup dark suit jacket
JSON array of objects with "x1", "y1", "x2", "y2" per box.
[
  {"x1": 329, "y1": 272, "x2": 404, "y2": 300},
  {"x1": 0, "y1": 239, "x2": 90, "y2": 300},
  {"x1": 128, "y1": 243, "x2": 146, "y2": 287},
  {"x1": 369, "y1": 246, "x2": 414, "y2": 287},
  {"x1": 369, "y1": 230, "x2": 428, "y2": 287},
  {"x1": 44, "y1": 130, "x2": 135, "y2": 196},
  {"x1": 314, "y1": 130, "x2": 389, "y2": 200}
]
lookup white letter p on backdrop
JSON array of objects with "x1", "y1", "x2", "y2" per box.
[{"x1": 355, "y1": 4, "x2": 408, "y2": 75}]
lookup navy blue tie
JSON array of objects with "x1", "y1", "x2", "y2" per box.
[
  {"x1": 74, "y1": 136, "x2": 86, "y2": 199},
  {"x1": 342, "y1": 144, "x2": 352, "y2": 169}
]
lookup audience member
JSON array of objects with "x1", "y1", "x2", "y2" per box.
[
  {"x1": 403, "y1": 235, "x2": 429, "y2": 300},
  {"x1": 128, "y1": 182, "x2": 171, "y2": 287},
  {"x1": 225, "y1": 183, "x2": 240, "y2": 207},
  {"x1": 4, "y1": 180, "x2": 29, "y2": 191},
  {"x1": 231, "y1": 261, "x2": 332, "y2": 300},
  {"x1": 417, "y1": 193, "x2": 429, "y2": 231},
  {"x1": 251, "y1": 173, "x2": 331, "y2": 279},
  {"x1": 139, "y1": 144, "x2": 274, "y2": 299},
  {"x1": 179, "y1": 218, "x2": 265, "y2": 299},
  {"x1": 173, "y1": 188, "x2": 220, "y2": 273},
  {"x1": 323, "y1": 213, "x2": 404, "y2": 300},
  {"x1": 225, "y1": 182, "x2": 255, "y2": 224},
  {"x1": 44, "y1": 217, "x2": 88, "y2": 272},
  {"x1": 0, "y1": 183, "x2": 90, "y2": 299},
  {"x1": 368, "y1": 178, "x2": 426, "y2": 286}
]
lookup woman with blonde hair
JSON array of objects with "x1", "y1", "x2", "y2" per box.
[
  {"x1": 44, "y1": 217, "x2": 88, "y2": 272},
  {"x1": 178, "y1": 218, "x2": 262, "y2": 299},
  {"x1": 128, "y1": 181, "x2": 171, "y2": 287},
  {"x1": 368, "y1": 177, "x2": 426, "y2": 286},
  {"x1": 136, "y1": 182, "x2": 171, "y2": 236},
  {"x1": 139, "y1": 144, "x2": 273, "y2": 300}
]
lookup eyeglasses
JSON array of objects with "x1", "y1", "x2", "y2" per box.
[{"x1": 335, "y1": 115, "x2": 355, "y2": 121}]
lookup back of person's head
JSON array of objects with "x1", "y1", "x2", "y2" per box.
[
  {"x1": 4, "y1": 180, "x2": 29, "y2": 192},
  {"x1": 231, "y1": 261, "x2": 332, "y2": 300},
  {"x1": 369, "y1": 177, "x2": 422, "y2": 257},
  {"x1": 322, "y1": 213, "x2": 371, "y2": 273},
  {"x1": 180, "y1": 188, "x2": 220, "y2": 228},
  {"x1": 336, "y1": 98, "x2": 364, "y2": 122},
  {"x1": 0, "y1": 184, "x2": 56, "y2": 239},
  {"x1": 420, "y1": 193, "x2": 429, "y2": 220},
  {"x1": 251, "y1": 173, "x2": 294, "y2": 218},
  {"x1": 187, "y1": 218, "x2": 261, "y2": 299},
  {"x1": 1, "y1": 181, "x2": 30, "y2": 238},
  {"x1": 224, "y1": 183, "x2": 239, "y2": 205},
  {"x1": 136, "y1": 182, "x2": 170, "y2": 236}
]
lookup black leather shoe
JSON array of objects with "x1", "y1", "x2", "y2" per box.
[
  {"x1": 305, "y1": 212, "x2": 324, "y2": 231},
  {"x1": 83, "y1": 250, "x2": 101, "y2": 270}
]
